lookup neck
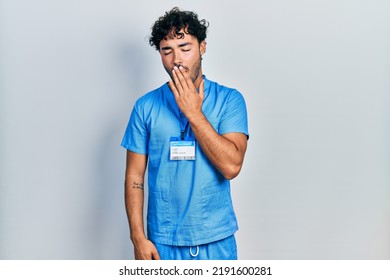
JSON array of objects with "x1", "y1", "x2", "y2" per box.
[{"x1": 193, "y1": 71, "x2": 204, "y2": 89}]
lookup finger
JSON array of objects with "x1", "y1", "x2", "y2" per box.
[
  {"x1": 179, "y1": 66, "x2": 194, "y2": 90},
  {"x1": 168, "y1": 79, "x2": 180, "y2": 97},
  {"x1": 171, "y1": 68, "x2": 184, "y2": 92},
  {"x1": 152, "y1": 250, "x2": 161, "y2": 260},
  {"x1": 176, "y1": 66, "x2": 189, "y2": 89},
  {"x1": 198, "y1": 79, "x2": 205, "y2": 100}
]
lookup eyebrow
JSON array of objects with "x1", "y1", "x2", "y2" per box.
[{"x1": 161, "y1": 42, "x2": 192, "y2": 51}]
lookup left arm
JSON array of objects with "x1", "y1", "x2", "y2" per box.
[
  {"x1": 188, "y1": 113, "x2": 247, "y2": 180},
  {"x1": 169, "y1": 66, "x2": 247, "y2": 179}
]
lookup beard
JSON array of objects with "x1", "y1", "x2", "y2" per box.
[{"x1": 188, "y1": 57, "x2": 202, "y2": 84}]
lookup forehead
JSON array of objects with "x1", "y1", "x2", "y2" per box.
[{"x1": 159, "y1": 31, "x2": 198, "y2": 49}]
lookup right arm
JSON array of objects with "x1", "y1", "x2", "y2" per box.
[{"x1": 124, "y1": 150, "x2": 160, "y2": 260}]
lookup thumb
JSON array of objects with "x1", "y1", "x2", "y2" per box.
[
  {"x1": 152, "y1": 250, "x2": 161, "y2": 260},
  {"x1": 198, "y1": 79, "x2": 205, "y2": 100}
]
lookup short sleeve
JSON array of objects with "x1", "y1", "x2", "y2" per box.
[
  {"x1": 219, "y1": 90, "x2": 249, "y2": 138},
  {"x1": 121, "y1": 102, "x2": 149, "y2": 154}
]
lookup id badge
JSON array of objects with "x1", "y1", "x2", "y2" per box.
[{"x1": 170, "y1": 137, "x2": 196, "y2": 160}]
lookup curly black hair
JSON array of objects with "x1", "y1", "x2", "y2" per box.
[{"x1": 149, "y1": 7, "x2": 209, "y2": 51}]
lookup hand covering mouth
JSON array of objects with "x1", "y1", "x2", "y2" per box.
[{"x1": 174, "y1": 65, "x2": 189, "y2": 71}]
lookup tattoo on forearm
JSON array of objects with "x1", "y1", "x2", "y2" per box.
[{"x1": 132, "y1": 182, "x2": 144, "y2": 190}]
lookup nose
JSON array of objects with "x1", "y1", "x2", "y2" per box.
[{"x1": 172, "y1": 51, "x2": 183, "y2": 67}]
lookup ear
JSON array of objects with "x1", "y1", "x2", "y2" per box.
[{"x1": 200, "y1": 40, "x2": 207, "y2": 55}]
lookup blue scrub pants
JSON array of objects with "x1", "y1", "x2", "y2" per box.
[{"x1": 154, "y1": 235, "x2": 237, "y2": 260}]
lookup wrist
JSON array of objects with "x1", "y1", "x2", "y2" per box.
[
  {"x1": 185, "y1": 110, "x2": 205, "y2": 124},
  {"x1": 130, "y1": 231, "x2": 147, "y2": 243}
]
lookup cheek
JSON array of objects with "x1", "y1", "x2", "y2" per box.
[
  {"x1": 161, "y1": 55, "x2": 172, "y2": 67},
  {"x1": 185, "y1": 52, "x2": 197, "y2": 61},
  {"x1": 187, "y1": 51, "x2": 201, "y2": 63}
]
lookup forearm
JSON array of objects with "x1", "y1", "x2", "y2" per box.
[
  {"x1": 124, "y1": 151, "x2": 159, "y2": 260},
  {"x1": 124, "y1": 175, "x2": 146, "y2": 242},
  {"x1": 188, "y1": 112, "x2": 246, "y2": 180}
]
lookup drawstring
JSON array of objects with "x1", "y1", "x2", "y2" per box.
[{"x1": 189, "y1": 245, "x2": 199, "y2": 257}]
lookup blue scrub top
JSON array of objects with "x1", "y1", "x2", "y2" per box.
[{"x1": 121, "y1": 76, "x2": 249, "y2": 246}]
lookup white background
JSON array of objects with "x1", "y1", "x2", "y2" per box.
[{"x1": 1, "y1": 0, "x2": 389, "y2": 259}]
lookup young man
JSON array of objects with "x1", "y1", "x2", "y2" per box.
[{"x1": 121, "y1": 7, "x2": 249, "y2": 260}]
